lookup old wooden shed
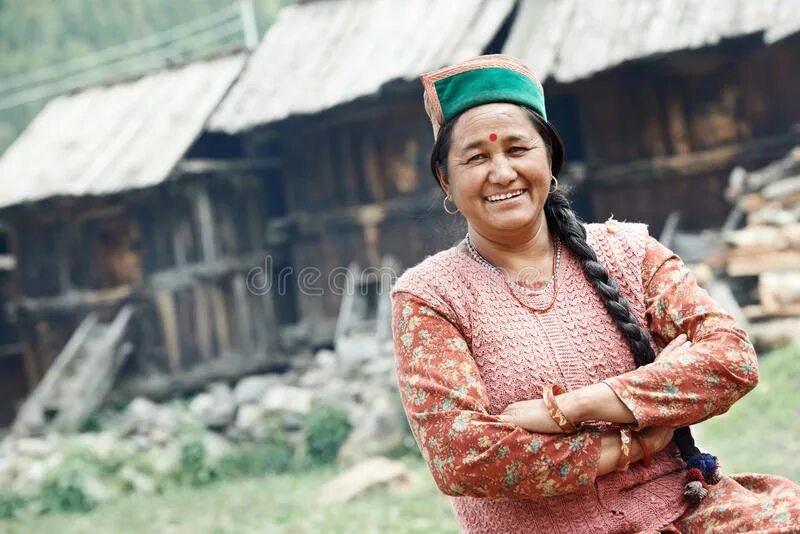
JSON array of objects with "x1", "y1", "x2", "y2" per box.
[
  {"x1": 0, "y1": 52, "x2": 291, "y2": 429},
  {"x1": 205, "y1": 0, "x2": 800, "y2": 341}
]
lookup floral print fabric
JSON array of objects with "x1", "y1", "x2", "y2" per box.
[{"x1": 392, "y1": 235, "x2": 800, "y2": 531}]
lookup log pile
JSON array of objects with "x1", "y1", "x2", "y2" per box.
[{"x1": 713, "y1": 146, "x2": 800, "y2": 348}]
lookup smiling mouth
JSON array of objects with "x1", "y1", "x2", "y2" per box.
[{"x1": 485, "y1": 188, "x2": 527, "y2": 203}]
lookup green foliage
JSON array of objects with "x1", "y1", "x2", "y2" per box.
[
  {"x1": 39, "y1": 457, "x2": 98, "y2": 515},
  {"x1": 39, "y1": 478, "x2": 94, "y2": 515},
  {"x1": 0, "y1": 0, "x2": 292, "y2": 154},
  {"x1": 79, "y1": 412, "x2": 107, "y2": 433},
  {"x1": 0, "y1": 491, "x2": 25, "y2": 519},
  {"x1": 215, "y1": 440, "x2": 294, "y2": 479},
  {"x1": 176, "y1": 438, "x2": 214, "y2": 488},
  {"x1": 305, "y1": 405, "x2": 353, "y2": 465}
]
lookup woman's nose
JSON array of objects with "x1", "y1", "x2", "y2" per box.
[{"x1": 488, "y1": 156, "x2": 516, "y2": 184}]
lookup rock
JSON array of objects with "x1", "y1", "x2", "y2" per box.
[
  {"x1": 122, "y1": 397, "x2": 175, "y2": 436},
  {"x1": 337, "y1": 393, "x2": 406, "y2": 466},
  {"x1": 315, "y1": 349, "x2": 338, "y2": 369},
  {"x1": 202, "y1": 432, "x2": 233, "y2": 465},
  {"x1": 207, "y1": 382, "x2": 236, "y2": 428},
  {"x1": 261, "y1": 386, "x2": 313, "y2": 415},
  {"x1": 189, "y1": 393, "x2": 214, "y2": 420},
  {"x1": 73, "y1": 432, "x2": 120, "y2": 460},
  {"x1": 146, "y1": 443, "x2": 181, "y2": 477},
  {"x1": 14, "y1": 437, "x2": 55, "y2": 459},
  {"x1": 298, "y1": 367, "x2": 333, "y2": 388},
  {"x1": 233, "y1": 403, "x2": 269, "y2": 440},
  {"x1": 281, "y1": 413, "x2": 304, "y2": 432},
  {"x1": 119, "y1": 465, "x2": 157, "y2": 494},
  {"x1": 13, "y1": 459, "x2": 48, "y2": 492},
  {"x1": 318, "y1": 457, "x2": 410, "y2": 504},
  {"x1": 189, "y1": 383, "x2": 236, "y2": 429},
  {"x1": 233, "y1": 375, "x2": 280, "y2": 405},
  {"x1": 80, "y1": 475, "x2": 118, "y2": 504}
]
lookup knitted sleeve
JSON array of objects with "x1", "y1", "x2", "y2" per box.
[
  {"x1": 392, "y1": 290, "x2": 602, "y2": 499},
  {"x1": 603, "y1": 236, "x2": 759, "y2": 430}
]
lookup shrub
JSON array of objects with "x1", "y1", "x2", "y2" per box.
[
  {"x1": 38, "y1": 450, "x2": 113, "y2": 514},
  {"x1": 0, "y1": 491, "x2": 25, "y2": 519},
  {"x1": 176, "y1": 439, "x2": 214, "y2": 487},
  {"x1": 305, "y1": 405, "x2": 352, "y2": 465},
  {"x1": 215, "y1": 441, "x2": 294, "y2": 479}
]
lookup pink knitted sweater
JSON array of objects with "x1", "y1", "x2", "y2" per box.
[{"x1": 391, "y1": 223, "x2": 689, "y2": 533}]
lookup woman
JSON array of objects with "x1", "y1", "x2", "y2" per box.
[{"x1": 390, "y1": 55, "x2": 800, "y2": 533}]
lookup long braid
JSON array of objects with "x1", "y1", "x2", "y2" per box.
[
  {"x1": 544, "y1": 190, "x2": 717, "y2": 498},
  {"x1": 544, "y1": 193, "x2": 656, "y2": 365}
]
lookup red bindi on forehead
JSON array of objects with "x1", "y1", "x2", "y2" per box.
[{"x1": 489, "y1": 133, "x2": 497, "y2": 142}]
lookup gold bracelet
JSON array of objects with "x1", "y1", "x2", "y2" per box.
[{"x1": 542, "y1": 384, "x2": 578, "y2": 432}]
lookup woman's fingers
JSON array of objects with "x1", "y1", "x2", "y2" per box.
[{"x1": 660, "y1": 334, "x2": 692, "y2": 358}]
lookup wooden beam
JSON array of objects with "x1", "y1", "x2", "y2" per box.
[
  {"x1": 148, "y1": 251, "x2": 266, "y2": 291},
  {"x1": 175, "y1": 158, "x2": 281, "y2": 175},
  {"x1": 16, "y1": 285, "x2": 133, "y2": 313},
  {"x1": 743, "y1": 302, "x2": 800, "y2": 320},
  {"x1": 725, "y1": 250, "x2": 800, "y2": 276},
  {"x1": 266, "y1": 188, "x2": 441, "y2": 242},
  {"x1": 592, "y1": 131, "x2": 800, "y2": 186}
]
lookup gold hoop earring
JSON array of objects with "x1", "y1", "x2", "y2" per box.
[
  {"x1": 443, "y1": 195, "x2": 459, "y2": 215},
  {"x1": 549, "y1": 176, "x2": 559, "y2": 194}
]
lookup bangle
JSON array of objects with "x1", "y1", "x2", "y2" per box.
[
  {"x1": 542, "y1": 384, "x2": 578, "y2": 432},
  {"x1": 616, "y1": 428, "x2": 632, "y2": 472},
  {"x1": 632, "y1": 431, "x2": 652, "y2": 468}
]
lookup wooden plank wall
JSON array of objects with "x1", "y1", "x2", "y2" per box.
[
  {"x1": 5, "y1": 174, "x2": 281, "y2": 400},
  {"x1": 571, "y1": 34, "x2": 800, "y2": 231},
  {"x1": 276, "y1": 95, "x2": 460, "y2": 326}
]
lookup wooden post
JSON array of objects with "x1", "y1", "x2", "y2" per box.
[
  {"x1": 155, "y1": 290, "x2": 182, "y2": 373},
  {"x1": 21, "y1": 342, "x2": 39, "y2": 391},
  {"x1": 193, "y1": 186, "x2": 217, "y2": 263},
  {"x1": 232, "y1": 274, "x2": 253, "y2": 355},
  {"x1": 194, "y1": 286, "x2": 213, "y2": 361},
  {"x1": 210, "y1": 286, "x2": 231, "y2": 357}
]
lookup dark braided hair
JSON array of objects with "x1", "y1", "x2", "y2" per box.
[{"x1": 430, "y1": 105, "x2": 719, "y2": 499}]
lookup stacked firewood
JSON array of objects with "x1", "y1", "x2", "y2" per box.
[{"x1": 713, "y1": 146, "x2": 800, "y2": 348}]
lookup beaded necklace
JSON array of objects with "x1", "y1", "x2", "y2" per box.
[{"x1": 465, "y1": 232, "x2": 561, "y2": 313}]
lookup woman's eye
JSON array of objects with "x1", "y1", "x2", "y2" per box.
[
  {"x1": 509, "y1": 146, "x2": 528, "y2": 154},
  {"x1": 467, "y1": 154, "x2": 485, "y2": 163}
]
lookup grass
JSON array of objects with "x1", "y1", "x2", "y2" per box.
[
  {"x1": 1, "y1": 344, "x2": 797, "y2": 532},
  {"x1": 694, "y1": 343, "x2": 800, "y2": 482},
  {"x1": 0, "y1": 456, "x2": 458, "y2": 534}
]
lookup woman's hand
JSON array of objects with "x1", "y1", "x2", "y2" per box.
[
  {"x1": 657, "y1": 333, "x2": 693, "y2": 358},
  {"x1": 497, "y1": 335, "x2": 693, "y2": 434},
  {"x1": 638, "y1": 426, "x2": 675, "y2": 455},
  {"x1": 498, "y1": 399, "x2": 565, "y2": 433}
]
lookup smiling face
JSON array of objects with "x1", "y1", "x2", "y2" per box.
[{"x1": 439, "y1": 103, "x2": 552, "y2": 241}]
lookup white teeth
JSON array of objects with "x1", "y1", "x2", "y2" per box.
[{"x1": 486, "y1": 189, "x2": 525, "y2": 202}]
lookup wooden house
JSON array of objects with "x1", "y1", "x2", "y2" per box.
[
  {"x1": 2, "y1": 0, "x2": 800, "y2": 429},
  {"x1": 0, "y1": 53, "x2": 288, "y2": 429},
  {"x1": 205, "y1": 0, "x2": 800, "y2": 338}
]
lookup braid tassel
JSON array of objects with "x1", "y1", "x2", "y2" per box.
[{"x1": 683, "y1": 453, "x2": 720, "y2": 505}]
